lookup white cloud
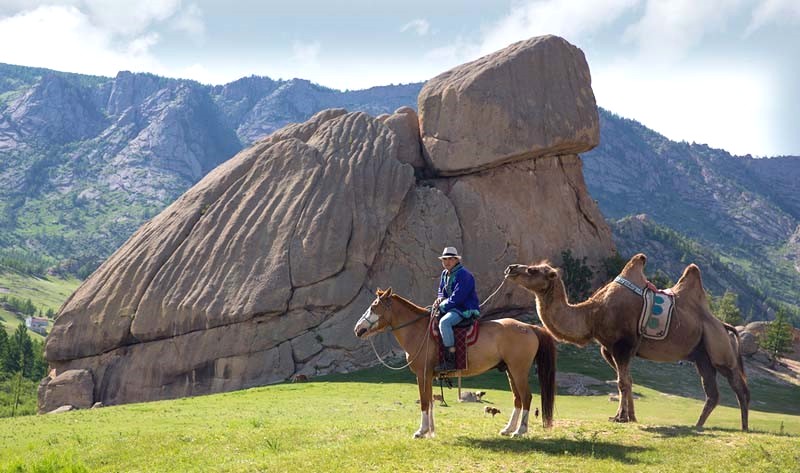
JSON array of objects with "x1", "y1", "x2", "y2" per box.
[
  {"x1": 746, "y1": 0, "x2": 800, "y2": 35},
  {"x1": 593, "y1": 60, "x2": 774, "y2": 155},
  {"x1": 292, "y1": 40, "x2": 321, "y2": 65},
  {"x1": 83, "y1": 0, "x2": 181, "y2": 36},
  {"x1": 0, "y1": 5, "x2": 163, "y2": 76},
  {"x1": 171, "y1": 2, "x2": 205, "y2": 39},
  {"x1": 479, "y1": 0, "x2": 640, "y2": 55},
  {"x1": 400, "y1": 18, "x2": 430, "y2": 36},
  {"x1": 624, "y1": 0, "x2": 744, "y2": 64}
]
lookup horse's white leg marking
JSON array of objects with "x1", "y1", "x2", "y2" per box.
[
  {"x1": 512, "y1": 410, "x2": 530, "y2": 437},
  {"x1": 414, "y1": 409, "x2": 430, "y2": 439},
  {"x1": 500, "y1": 407, "x2": 521, "y2": 436},
  {"x1": 426, "y1": 402, "x2": 436, "y2": 438}
]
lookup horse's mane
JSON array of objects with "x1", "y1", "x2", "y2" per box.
[{"x1": 390, "y1": 293, "x2": 430, "y2": 315}]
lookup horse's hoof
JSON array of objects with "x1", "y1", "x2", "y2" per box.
[
  {"x1": 511, "y1": 431, "x2": 527, "y2": 438},
  {"x1": 413, "y1": 431, "x2": 426, "y2": 439},
  {"x1": 609, "y1": 416, "x2": 629, "y2": 423},
  {"x1": 426, "y1": 431, "x2": 436, "y2": 438},
  {"x1": 499, "y1": 429, "x2": 512, "y2": 436}
]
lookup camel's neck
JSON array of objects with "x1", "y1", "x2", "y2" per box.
[
  {"x1": 387, "y1": 295, "x2": 432, "y2": 351},
  {"x1": 535, "y1": 279, "x2": 595, "y2": 346}
]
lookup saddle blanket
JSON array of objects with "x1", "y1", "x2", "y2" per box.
[
  {"x1": 432, "y1": 320, "x2": 479, "y2": 370},
  {"x1": 639, "y1": 287, "x2": 675, "y2": 340}
]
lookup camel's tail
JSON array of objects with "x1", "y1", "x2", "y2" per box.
[
  {"x1": 723, "y1": 322, "x2": 748, "y2": 382},
  {"x1": 532, "y1": 325, "x2": 557, "y2": 428}
]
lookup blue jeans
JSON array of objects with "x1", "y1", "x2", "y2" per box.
[{"x1": 439, "y1": 311, "x2": 465, "y2": 348}]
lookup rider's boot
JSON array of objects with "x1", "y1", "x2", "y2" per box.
[{"x1": 436, "y1": 347, "x2": 456, "y2": 372}]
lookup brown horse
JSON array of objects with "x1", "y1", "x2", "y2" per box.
[{"x1": 353, "y1": 288, "x2": 557, "y2": 438}]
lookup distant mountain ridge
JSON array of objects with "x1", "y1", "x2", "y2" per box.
[
  {"x1": 583, "y1": 110, "x2": 800, "y2": 314},
  {"x1": 0, "y1": 63, "x2": 421, "y2": 274},
  {"x1": 0, "y1": 62, "x2": 797, "y2": 318}
]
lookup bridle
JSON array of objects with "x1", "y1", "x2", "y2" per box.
[{"x1": 363, "y1": 297, "x2": 435, "y2": 371}]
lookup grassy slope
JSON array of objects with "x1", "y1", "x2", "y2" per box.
[
  {"x1": 1, "y1": 345, "x2": 797, "y2": 473},
  {"x1": 0, "y1": 271, "x2": 80, "y2": 339}
]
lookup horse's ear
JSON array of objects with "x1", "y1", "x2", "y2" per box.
[
  {"x1": 385, "y1": 287, "x2": 393, "y2": 297},
  {"x1": 376, "y1": 287, "x2": 383, "y2": 295},
  {"x1": 547, "y1": 270, "x2": 558, "y2": 280}
]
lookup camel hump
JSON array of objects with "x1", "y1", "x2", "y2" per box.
[
  {"x1": 676, "y1": 264, "x2": 704, "y2": 290},
  {"x1": 619, "y1": 253, "x2": 647, "y2": 282}
]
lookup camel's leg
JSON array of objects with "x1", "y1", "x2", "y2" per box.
[
  {"x1": 500, "y1": 370, "x2": 522, "y2": 436},
  {"x1": 611, "y1": 341, "x2": 637, "y2": 423},
  {"x1": 693, "y1": 350, "x2": 719, "y2": 430},
  {"x1": 414, "y1": 373, "x2": 434, "y2": 438},
  {"x1": 718, "y1": 365, "x2": 750, "y2": 432}
]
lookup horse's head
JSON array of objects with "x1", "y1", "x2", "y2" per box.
[
  {"x1": 353, "y1": 287, "x2": 395, "y2": 339},
  {"x1": 504, "y1": 263, "x2": 558, "y2": 294}
]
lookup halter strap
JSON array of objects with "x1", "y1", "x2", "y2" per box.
[{"x1": 614, "y1": 276, "x2": 644, "y2": 296}]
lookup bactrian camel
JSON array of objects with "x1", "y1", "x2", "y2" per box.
[{"x1": 505, "y1": 253, "x2": 749, "y2": 431}]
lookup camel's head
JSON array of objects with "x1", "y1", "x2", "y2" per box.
[
  {"x1": 504, "y1": 263, "x2": 559, "y2": 293},
  {"x1": 353, "y1": 288, "x2": 394, "y2": 339}
]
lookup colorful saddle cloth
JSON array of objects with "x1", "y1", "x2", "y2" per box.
[
  {"x1": 614, "y1": 276, "x2": 675, "y2": 340},
  {"x1": 639, "y1": 287, "x2": 675, "y2": 340},
  {"x1": 432, "y1": 320, "x2": 480, "y2": 371}
]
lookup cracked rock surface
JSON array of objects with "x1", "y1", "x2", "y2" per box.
[{"x1": 42, "y1": 35, "x2": 615, "y2": 409}]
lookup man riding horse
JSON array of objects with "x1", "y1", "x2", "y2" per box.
[{"x1": 434, "y1": 247, "x2": 480, "y2": 372}]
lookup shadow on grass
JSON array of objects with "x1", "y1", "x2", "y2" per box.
[
  {"x1": 455, "y1": 435, "x2": 649, "y2": 464},
  {"x1": 640, "y1": 424, "x2": 797, "y2": 438},
  {"x1": 639, "y1": 425, "x2": 708, "y2": 438}
]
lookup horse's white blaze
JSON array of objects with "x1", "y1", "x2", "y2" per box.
[
  {"x1": 500, "y1": 408, "x2": 521, "y2": 436},
  {"x1": 354, "y1": 306, "x2": 379, "y2": 336}
]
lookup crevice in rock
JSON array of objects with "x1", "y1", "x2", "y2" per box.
[
  {"x1": 58, "y1": 307, "x2": 289, "y2": 365},
  {"x1": 558, "y1": 155, "x2": 600, "y2": 236},
  {"x1": 126, "y1": 142, "x2": 276, "y2": 335}
]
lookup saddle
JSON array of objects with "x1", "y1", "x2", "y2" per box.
[
  {"x1": 615, "y1": 276, "x2": 675, "y2": 340},
  {"x1": 639, "y1": 286, "x2": 675, "y2": 340},
  {"x1": 431, "y1": 317, "x2": 480, "y2": 371}
]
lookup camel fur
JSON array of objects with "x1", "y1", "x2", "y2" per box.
[{"x1": 505, "y1": 253, "x2": 750, "y2": 431}]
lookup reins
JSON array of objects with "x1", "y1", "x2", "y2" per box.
[
  {"x1": 368, "y1": 306, "x2": 435, "y2": 371},
  {"x1": 479, "y1": 278, "x2": 507, "y2": 309},
  {"x1": 369, "y1": 276, "x2": 508, "y2": 371}
]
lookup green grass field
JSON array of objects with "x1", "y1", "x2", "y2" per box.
[
  {"x1": 0, "y1": 271, "x2": 81, "y2": 339},
  {"x1": 1, "y1": 345, "x2": 798, "y2": 473}
]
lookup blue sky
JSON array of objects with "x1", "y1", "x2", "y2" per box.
[{"x1": 0, "y1": 0, "x2": 798, "y2": 157}]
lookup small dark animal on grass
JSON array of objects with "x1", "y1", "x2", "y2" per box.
[
  {"x1": 484, "y1": 406, "x2": 501, "y2": 417},
  {"x1": 534, "y1": 408, "x2": 539, "y2": 419},
  {"x1": 291, "y1": 374, "x2": 309, "y2": 383}
]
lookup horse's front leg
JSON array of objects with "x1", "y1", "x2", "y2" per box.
[{"x1": 414, "y1": 372, "x2": 435, "y2": 439}]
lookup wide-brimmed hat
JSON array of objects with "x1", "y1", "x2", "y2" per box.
[{"x1": 438, "y1": 247, "x2": 462, "y2": 260}]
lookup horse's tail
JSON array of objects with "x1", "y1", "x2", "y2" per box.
[{"x1": 532, "y1": 325, "x2": 557, "y2": 428}]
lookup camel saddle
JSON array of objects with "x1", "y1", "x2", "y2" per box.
[
  {"x1": 431, "y1": 318, "x2": 480, "y2": 371},
  {"x1": 615, "y1": 276, "x2": 675, "y2": 340}
]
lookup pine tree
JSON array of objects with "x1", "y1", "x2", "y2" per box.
[
  {"x1": 762, "y1": 308, "x2": 794, "y2": 367},
  {"x1": 713, "y1": 291, "x2": 743, "y2": 326},
  {"x1": 561, "y1": 249, "x2": 593, "y2": 302},
  {"x1": 0, "y1": 328, "x2": 9, "y2": 375}
]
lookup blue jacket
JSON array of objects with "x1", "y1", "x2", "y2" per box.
[{"x1": 437, "y1": 263, "x2": 480, "y2": 317}]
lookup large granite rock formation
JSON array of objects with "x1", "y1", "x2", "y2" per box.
[
  {"x1": 41, "y1": 35, "x2": 615, "y2": 409},
  {"x1": 419, "y1": 35, "x2": 599, "y2": 176}
]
